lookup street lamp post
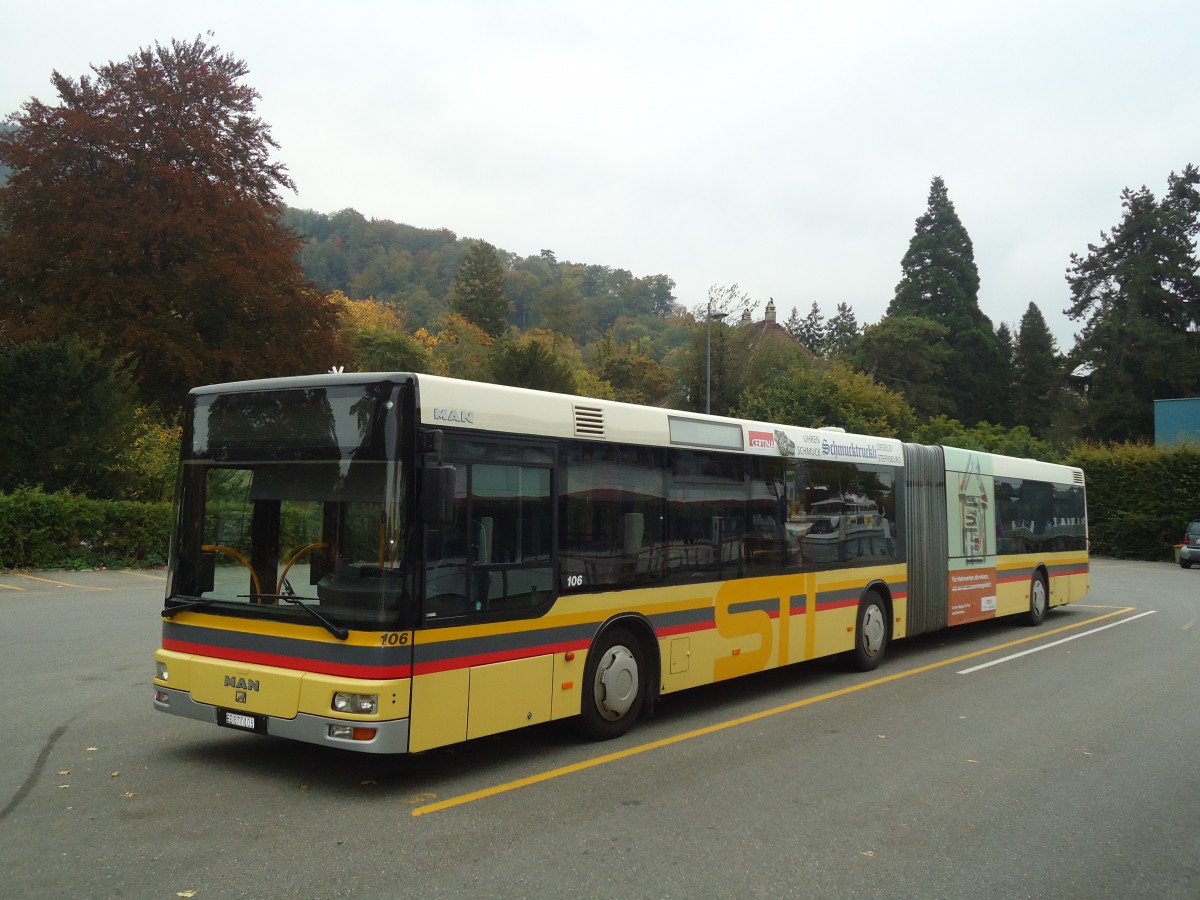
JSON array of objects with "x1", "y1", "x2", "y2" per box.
[{"x1": 706, "y1": 304, "x2": 728, "y2": 414}]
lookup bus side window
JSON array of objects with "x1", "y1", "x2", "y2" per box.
[
  {"x1": 561, "y1": 443, "x2": 665, "y2": 591},
  {"x1": 747, "y1": 458, "x2": 790, "y2": 575},
  {"x1": 423, "y1": 442, "x2": 555, "y2": 619}
]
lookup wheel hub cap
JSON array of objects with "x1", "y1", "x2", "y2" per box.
[
  {"x1": 862, "y1": 605, "x2": 885, "y2": 657},
  {"x1": 595, "y1": 646, "x2": 639, "y2": 720}
]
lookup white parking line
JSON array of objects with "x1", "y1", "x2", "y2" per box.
[{"x1": 957, "y1": 610, "x2": 1158, "y2": 674}]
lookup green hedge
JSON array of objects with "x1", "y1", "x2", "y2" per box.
[
  {"x1": 0, "y1": 487, "x2": 172, "y2": 570},
  {"x1": 1067, "y1": 444, "x2": 1200, "y2": 560}
]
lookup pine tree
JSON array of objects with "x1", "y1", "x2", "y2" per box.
[
  {"x1": 887, "y1": 177, "x2": 1005, "y2": 424},
  {"x1": 450, "y1": 239, "x2": 510, "y2": 337},
  {"x1": 995, "y1": 321, "x2": 1016, "y2": 426},
  {"x1": 790, "y1": 301, "x2": 826, "y2": 355},
  {"x1": 784, "y1": 305, "x2": 803, "y2": 340},
  {"x1": 825, "y1": 303, "x2": 860, "y2": 359},
  {"x1": 1065, "y1": 165, "x2": 1200, "y2": 441},
  {"x1": 1011, "y1": 303, "x2": 1061, "y2": 436}
]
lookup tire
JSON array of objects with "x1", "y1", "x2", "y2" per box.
[
  {"x1": 1181, "y1": 558, "x2": 1193, "y2": 570},
  {"x1": 578, "y1": 627, "x2": 645, "y2": 740},
  {"x1": 850, "y1": 591, "x2": 889, "y2": 671},
  {"x1": 1024, "y1": 572, "x2": 1048, "y2": 626}
]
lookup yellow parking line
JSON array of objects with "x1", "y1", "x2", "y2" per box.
[
  {"x1": 413, "y1": 607, "x2": 1134, "y2": 817},
  {"x1": 121, "y1": 569, "x2": 167, "y2": 581},
  {"x1": 0, "y1": 581, "x2": 25, "y2": 591},
  {"x1": 13, "y1": 573, "x2": 112, "y2": 591}
]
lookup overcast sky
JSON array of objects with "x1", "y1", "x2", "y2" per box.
[{"x1": 4, "y1": 1, "x2": 1198, "y2": 348}]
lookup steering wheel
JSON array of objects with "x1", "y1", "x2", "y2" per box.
[
  {"x1": 201, "y1": 544, "x2": 263, "y2": 598},
  {"x1": 277, "y1": 542, "x2": 331, "y2": 595}
]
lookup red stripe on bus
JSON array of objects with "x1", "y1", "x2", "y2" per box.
[
  {"x1": 814, "y1": 597, "x2": 860, "y2": 612},
  {"x1": 655, "y1": 620, "x2": 714, "y2": 639},
  {"x1": 411, "y1": 637, "x2": 591, "y2": 676},
  {"x1": 998, "y1": 567, "x2": 1089, "y2": 584},
  {"x1": 162, "y1": 638, "x2": 413, "y2": 680}
]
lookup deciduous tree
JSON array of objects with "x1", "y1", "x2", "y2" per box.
[
  {"x1": 737, "y1": 361, "x2": 916, "y2": 438},
  {"x1": 491, "y1": 330, "x2": 579, "y2": 393},
  {"x1": 0, "y1": 36, "x2": 343, "y2": 412},
  {"x1": 913, "y1": 415, "x2": 1056, "y2": 462},
  {"x1": 0, "y1": 339, "x2": 140, "y2": 498},
  {"x1": 427, "y1": 314, "x2": 494, "y2": 381},
  {"x1": 854, "y1": 315, "x2": 953, "y2": 420},
  {"x1": 590, "y1": 330, "x2": 674, "y2": 404}
]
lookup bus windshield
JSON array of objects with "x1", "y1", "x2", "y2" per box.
[{"x1": 166, "y1": 381, "x2": 408, "y2": 627}]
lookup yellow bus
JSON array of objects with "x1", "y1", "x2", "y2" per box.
[{"x1": 153, "y1": 373, "x2": 1089, "y2": 752}]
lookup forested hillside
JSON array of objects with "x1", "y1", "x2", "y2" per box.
[{"x1": 282, "y1": 206, "x2": 681, "y2": 353}]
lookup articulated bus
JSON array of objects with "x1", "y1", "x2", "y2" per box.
[{"x1": 153, "y1": 373, "x2": 1089, "y2": 753}]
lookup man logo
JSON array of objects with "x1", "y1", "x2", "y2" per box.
[
  {"x1": 224, "y1": 676, "x2": 260, "y2": 692},
  {"x1": 434, "y1": 408, "x2": 475, "y2": 423}
]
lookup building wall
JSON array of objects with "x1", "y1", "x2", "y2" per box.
[{"x1": 1154, "y1": 398, "x2": 1200, "y2": 446}]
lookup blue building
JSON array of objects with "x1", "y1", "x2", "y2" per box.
[{"x1": 1154, "y1": 398, "x2": 1200, "y2": 446}]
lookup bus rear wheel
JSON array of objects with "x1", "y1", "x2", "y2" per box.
[
  {"x1": 579, "y1": 627, "x2": 645, "y2": 740},
  {"x1": 1024, "y1": 572, "x2": 1048, "y2": 626},
  {"x1": 851, "y1": 591, "x2": 889, "y2": 671}
]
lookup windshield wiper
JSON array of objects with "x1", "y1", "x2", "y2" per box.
[
  {"x1": 162, "y1": 597, "x2": 218, "y2": 617},
  {"x1": 253, "y1": 593, "x2": 350, "y2": 641},
  {"x1": 164, "y1": 592, "x2": 349, "y2": 641}
]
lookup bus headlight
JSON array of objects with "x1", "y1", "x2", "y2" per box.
[
  {"x1": 156, "y1": 661, "x2": 169, "y2": 681},
  {"x1": 333, "y1": 692, "x2": 378, "y2": 715}
]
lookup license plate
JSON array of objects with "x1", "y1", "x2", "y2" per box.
[{"x1": 219, "y1": 710, "x2": 262, "y2": 732}]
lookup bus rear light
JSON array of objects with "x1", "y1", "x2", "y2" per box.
[
  {"x1": 328, "y1": 724, "x2": 378, "y2": 741},
  {"x1": 333, "y1": 692, "x2": 378, "y2": 715}
]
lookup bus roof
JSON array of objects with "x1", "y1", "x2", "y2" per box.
[{"x1": 188, "y1": 372, "x2": 1083, "y2": 483}]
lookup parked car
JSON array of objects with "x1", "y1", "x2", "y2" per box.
[{"x1": 1180, "y1": 521, "x2": 1200, "y2": 569}]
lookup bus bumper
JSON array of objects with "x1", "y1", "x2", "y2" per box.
[{"x1": 153, "y1": 687, "x2": 411, "y2": 754}]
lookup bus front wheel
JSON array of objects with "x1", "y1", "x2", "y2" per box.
[
  {"x1": 1024, "y1": 572, "x2": 1048, "y2": 626},
  {"x1": 579, "y1": 627, "x2": 645, "y2": 740},
  {"x1": 851, "y1": 591, "x2": 889, "y2": 671}
]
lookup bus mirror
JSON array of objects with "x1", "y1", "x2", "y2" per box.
[{"x1": 422, "y1": 465, "x2": 457, "y2": 524}]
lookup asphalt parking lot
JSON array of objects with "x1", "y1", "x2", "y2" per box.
[{"x1": 1, "y1": 559, "x2": 1197, "y2": 898}]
